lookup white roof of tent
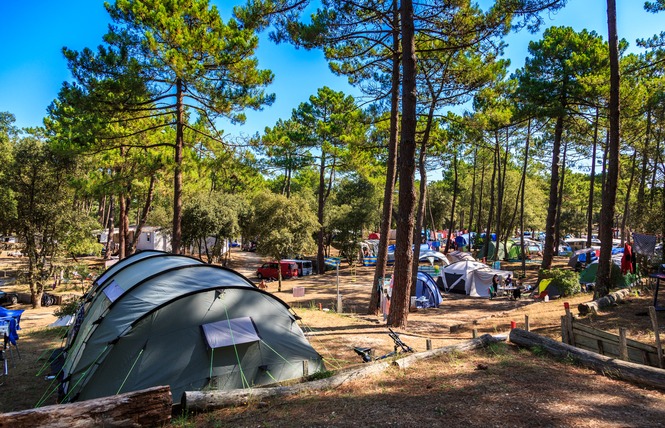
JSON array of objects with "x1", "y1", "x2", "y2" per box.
[
  {"x1": 447, "y1": 251, "x2": 475, "y2": 263},
  {"x1": 419, "y1": 251, "x2": 450, "y2": 265},
  {"x1": 441, "y1": 261, "x2": 512, "y2": 297}
]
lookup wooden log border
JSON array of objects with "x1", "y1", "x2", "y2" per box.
[
  {"x1": 510, "y1": 328, "x2": 665, "y2": 391},
  {"x1": 182, "y1": 334, "x2": 502, "y2": 413},
  {"x1": 0, "y1": 385, "x2": 172, "y2": 428}
]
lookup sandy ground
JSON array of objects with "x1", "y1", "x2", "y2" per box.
[{"x1": 2, "y1": 248, "x2": 665, "y2": 427}]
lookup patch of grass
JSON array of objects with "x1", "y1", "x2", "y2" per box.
[
  {"x1": 306, "y1": 370, "x2": 334, "y2": 381},
  {"x1": 485, "y1": 341, "x2": 509, "y2": 357},
  {"x1": 171, "y1": 414, "x2": 196, "y2": 428}
]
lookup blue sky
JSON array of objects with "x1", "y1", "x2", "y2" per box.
[{"x1": 0, "y1": 1, "x2": 663, "y2": 137}]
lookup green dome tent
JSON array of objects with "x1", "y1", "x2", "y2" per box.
[
  {"x1": 579, "y1": 261, "x2": 639, "y2": 289},
  {"x1": 478, "y1": 240, "x2": 521, "y2": 261},
  {"x1": 59, "y1": 251, "x2": 324, "y2": 404}
]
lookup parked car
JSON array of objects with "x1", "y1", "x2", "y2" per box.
[
  {"x1": 256, "y1": 261, "x2": 299, "y2": 280},
  {"x1": 282, "y1": 259, "x2": 313, "y2": 277},
  {"x1": 0, "y1": 289, "x2": 19, "y2": 306}
]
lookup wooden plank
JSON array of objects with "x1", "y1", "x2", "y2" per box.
[
  {"x1": 573, "y1": 331, "x2": 661, "y2": 367},
  {"x1": 572, "y1": 322, "x2": 659, "y2": 353}
]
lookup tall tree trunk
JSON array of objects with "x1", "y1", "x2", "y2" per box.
[
  {"x1": 411, "y1": 102, "x2": 435, "y2": 286},
  {"x1": 317, "y1": 152, "x2": 327, "y2": 274},
  {"x1": 587, "y1": 108, "x2": 599, "y2": 248},
  {"x1": 98, "y1": 194, "x2": 107, "y2": 230},
  {"x1": 475, "y1": 156, "x2": 486, "y2": 247},
  {"x1": 118, "y1": 193, "x2": 127, "y2": 260},
  {"x1": 388, "y1": 0, "x2": 416, "y2": 329},
  {"x1": 520, "y1": 119, "x2": 532, "y2": 277},
  {"x1": 596, "y1": 0, "x2": 621, "y2": 298},
  {"x1": 128, "y1": 174, "x2": 157, "y2": 255},
  {"x1": 172, "y1": 78, "x2": 185, "y2": 254},
  {"x1": 620, "y1": 150, "x2": 637, "y2": 245},
  {"x1": 105, "y1": 195, "x2": 114, "y2": 259},
  {"x1": 541, "y1": 113, "x2": 564, "y2": 270},
  {"x1": 636, "y1": 108, "x2": 651, "y2": 204},
  {"x1": 411, "y1": 162, "x2": 427, "y2": 287},
  {"x1": 467, "y1": 146, "x2": 477, "y2": 250},
  {"x1": 649, "y1": 126, "x2": 662, "y2": 206},
  {"x1": 493, "y1": 131, "x2": 503, "y2": 261},
  {"x1": 498, "y1": 129, "x2": 510, "y2": 244},
  {"x1": 368, "y1": 5, "x2": 399, "y2": 314},
  {"x1": 554, "y1": 139, "x2": 568, "y2": 253},
  {"x1": 446, "y1": 153, "x2": 459, "y2": 254},
  {"x1": 482, "y1": 138, "x2": 498, "y2": 261}
]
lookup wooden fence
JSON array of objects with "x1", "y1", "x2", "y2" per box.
[{"x1": 561, "y1": 306, "x2": 664, "y2": 368}]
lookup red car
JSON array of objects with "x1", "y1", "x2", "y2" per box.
[{"x1": 256, "y1": 261, "x2": 299, "y2": 280}]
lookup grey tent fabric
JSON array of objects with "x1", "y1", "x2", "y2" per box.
[
  {"x1": 633, "y1": 233, "x2": 657, "y2": 255},
  {"x1": 60, "y1": 251, "x2": 324, "y2": 404}
]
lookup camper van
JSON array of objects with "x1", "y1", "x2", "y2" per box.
[{"x1": 282, "y1": 259, "x2": 313, "y2": 277}]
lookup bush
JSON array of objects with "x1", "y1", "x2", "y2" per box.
[
  {"x1": 53, "y1": 299, "x2": 80, "y2": 318},
  {"x1": 539, "y1": 268, "x2": 581, "y2": 296}
]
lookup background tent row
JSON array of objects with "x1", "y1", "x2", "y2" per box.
[
  {"x1": 58, "y1": 251, "x2": 324, "y2": 404},
  {"x1": 438, "y1": 261, "x2": 513, "y2": 298}
]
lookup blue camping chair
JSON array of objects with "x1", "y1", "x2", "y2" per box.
[
  {"x1": 0, "y1": 307, "x2": 24, "y2": 330},
  {"x1": 1, "y1": 312, "x2": 21, "y2": 361},
  {"x1": 1, "y1": 316, "x2": 20, "y2": 375}
]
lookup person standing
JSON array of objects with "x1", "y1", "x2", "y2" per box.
[{"x1": 489, "y1": 274, "x2": 499, "y2": 299}]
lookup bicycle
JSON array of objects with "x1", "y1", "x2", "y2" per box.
[{"x1": 353, "y1": 328, "x2": 415, "y2": 363}]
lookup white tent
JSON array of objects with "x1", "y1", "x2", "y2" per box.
[
  {"x1": 439, "y1": 261, "x2": 513, "y2": 298},
  {"x1": 447, "y1": 251, "x2": 475, "y2": 263},
  {"x1": 419, "y1": 250, "x2": 450, "y2": 266}
]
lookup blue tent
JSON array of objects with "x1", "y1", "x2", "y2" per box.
[{"x1": 411, "y1": 272, "x2": 443, "y2": 308}]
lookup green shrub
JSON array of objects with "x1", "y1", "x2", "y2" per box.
[
  {"x1": 53, "y1": 299, "x2": 80, "y2": 318},
  {"x1": 539, "y1": 268, "x2": 581, "y2": 296}
]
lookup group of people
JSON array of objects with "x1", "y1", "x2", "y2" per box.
[{"x1": 488, "y1": 274, "x2": 521, "y2": 300}]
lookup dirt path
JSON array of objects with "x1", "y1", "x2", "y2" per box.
[{"x1": 1, "y1": 248, "x2": 662, "y2": 421}]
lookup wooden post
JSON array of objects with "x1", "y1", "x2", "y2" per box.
[
  {"x1": 524, "y1": 314, "x2": 530, "y2": 332},
  {"x1": 426, "y1": 339, "x2": 432, "y2": 351},
  {"x1": 561, "y1": 315, "x2": 569, "y2": 345},
  {"x1": 472, "y1": 328, "x2": 478, "y2": 338},
  {"x1": 649, "y1": 306, "x2": 663, "y2": 368},
  {"x1": 564, "y1": 302, "x2": 575, "y2": 346},
  {"x1": 619, "y1": 327, "x2": 628, "y2": 361},
  {"x1": 303, "y1": 360, "x2": 309, "y2": 377}
]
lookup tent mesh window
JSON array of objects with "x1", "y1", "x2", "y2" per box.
[{"x1": 201, "y1": 317, "x2": 260, "y2": 349}]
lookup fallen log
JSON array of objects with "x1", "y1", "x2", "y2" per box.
[
  {"x1": 0, "y1": 385, "x2": 172, "y2": 428},
  {"x1": 510, "y1": 328, "x2": 665, "y2": 391},
  {"x1": 183, "y1": 334, "x2": 499, "y2": 413},
  {"x1": 578, "y1": 288, "x2": 631, "y2": 316}
]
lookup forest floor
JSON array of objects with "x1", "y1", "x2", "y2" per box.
[{"x1": 2, "y1": 248, "x2": 665, "y2": 427}]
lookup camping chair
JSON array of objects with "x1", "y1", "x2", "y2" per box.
[
  {"x1": 0, "y1": 308, "x2": 24, "y2": 331},
  {"x1": 1, "y1": 316, "x2": 20, "y2": 372}
]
